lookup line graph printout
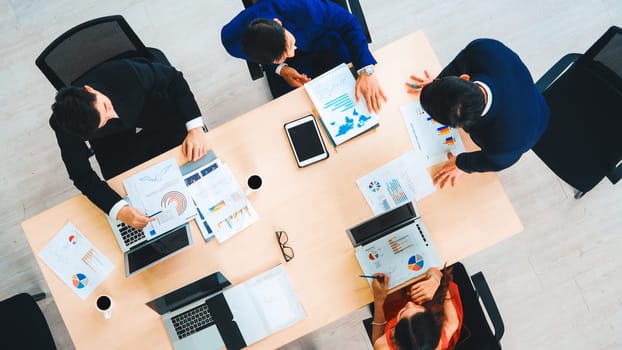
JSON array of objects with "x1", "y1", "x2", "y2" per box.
[
  {"x1": 401, "y1": 101, "x2": 466, "y2": 166},
  {"x1": 124, "y1": 158, "x2": 197, "y2": 236},
  {"x1": 305, "y1": 63, "x2": 379, "y2": 145}
]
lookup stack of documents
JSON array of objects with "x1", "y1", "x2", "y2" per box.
[{"x1": 305, "y1": 63, "x2": 379, "y2": 146}]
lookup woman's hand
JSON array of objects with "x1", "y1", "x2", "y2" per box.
[
  {"x1": 372, "y1": 273, "x2": 389, "y2": 304},
  {"x1": 407, "y1": 268, "x2": 442, "y2": 303}
]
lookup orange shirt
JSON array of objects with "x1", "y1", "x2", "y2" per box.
[{"x1": 384, "y1": 282, "x2": 463, "y2": 350}]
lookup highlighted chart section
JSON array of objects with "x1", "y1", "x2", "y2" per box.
[
  {"x1": 407, "y1": 254, "x2": 425, "y2": 271},
  {"x1": 71, "y1": 273, "x2": 89, "y2": 289}
]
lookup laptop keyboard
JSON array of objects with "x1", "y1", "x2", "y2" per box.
[
  {"x1": 172, "y1": 303, "x2": 215, "y2": 339},
  {"x1": 117, "y1": 222, "x2": 144, "y2": 246}
]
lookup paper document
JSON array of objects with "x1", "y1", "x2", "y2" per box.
[
  {"x1": 39, "y1": 222, "x2": 114, "y2": 300},
  {"x1": 187, "y1": 164, "x2": 258, "y2": 242},
  {"x1": 124, "y1": 158, "x2": 197, "y2": 236},
  {"x1": 357, "y1": 151, "x2": 435, "y2": 215},
  {"x1": 401, "y1": 102, "x2": 466, "y2": 166},
  {"x1": 355, "y1": 223, "x2": 442, "y2": 289},
  {"x1": 182, "y1": 156, "x2": 222, "y2": 242},
  {"x1": 305, "y1": 63, "x2": 379, "y2": 145},
  {"x1": 224, "y1": 265, "x2": 305, "y2": 345}
]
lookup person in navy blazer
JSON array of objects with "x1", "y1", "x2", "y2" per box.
[
  {"x1": 221, "y1": 0, "x2": 386, "y2": 112},
  {"x1": 50, "y1": 58, "x2": 209, "y2": 229},
  {"x1": 407, "y1": 39, "x2": 550, "y2": 188}
]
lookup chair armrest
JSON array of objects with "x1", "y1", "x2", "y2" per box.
[
  {"x1": 535, "y1": 53, "x2": 581, "y2": 92},
  {"x1": 471, "y1": 272, "x2": 504, "y2": 342},
  {"x1": 246, "y1": 61, "x2": 265, "y2": 80},
  {"x1": 607, "y1": 159, "x2": 622, "y2": 184}
]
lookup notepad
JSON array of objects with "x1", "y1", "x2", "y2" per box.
[{"x1": 304, "y1": 63, "x2": 379, "y2": 146}]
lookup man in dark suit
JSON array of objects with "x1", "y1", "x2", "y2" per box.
[
  {"x1": 221, "y1": 0, "x2": 386, "y2": 112},
  {"x1": 407, "y1": 39, "x2": 550, "y2": 188},
  {"x1": 50, "y1": 58, "x2": 208, "y2": 228}
]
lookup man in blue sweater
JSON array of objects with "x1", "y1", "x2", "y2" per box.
[
  {"x1": 221, "y1": 0, "x2": 386, "y2": 112},
  {"x1": 408, "y1": 39, "x2": 550, "y2": 188}
]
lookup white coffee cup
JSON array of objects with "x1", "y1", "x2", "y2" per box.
[{"x1": 96, "y1": 295, "x2": 113, "y2": 319}]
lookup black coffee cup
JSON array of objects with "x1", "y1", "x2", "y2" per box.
[{"x1": 247, "y1": 174, "x2": 263, "y2": 192}]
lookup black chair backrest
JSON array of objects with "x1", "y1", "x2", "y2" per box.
[
  {"x1": 579, "y1": 25, "x2": 622, "y2": 91},
  {"x1": 35, "y1": 15, "x2": 151, "y2": 90}
]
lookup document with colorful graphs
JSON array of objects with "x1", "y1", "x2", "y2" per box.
[
  {"x1": 186, "y1": 164, "x2": 258, "y2": 243},
  {"x1": 356, "y1": 151, "x2": 436, "y2": 215},
  {"x1": 39, "y1": 222, "x2": 114, "y2": 300},
  {"x1": 304, "y1": 63, "x2": 379, "y2": 146},
  {"x1": 124, "y1": 158, "x2": 197, "y2": 236},
  {"x1": 401, "y1": 101, "x2": 465, "y2": 166},
  {"x1": 355, "y1": 222, "x2": 442, "y2": 289}
]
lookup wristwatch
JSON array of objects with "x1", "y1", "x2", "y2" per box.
[{"x1": 358, "y1": 65, "x2": 375, "y2": 76}]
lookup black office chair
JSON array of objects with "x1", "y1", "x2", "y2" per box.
[
  {"x1": 36, "y1": 15, "x2": 170, "y2": 91},
  {"x1": 240, "y1": 0, "x2": 372, "y2": 82},
  {"x1": 534, "y1": 25, "x2": 622, "y2": 199},
  {"x1": 363, "y1": 262, "x2": 504, "y2": 349},
  {"x1": 0, "y1": 293, "x2": 57, "y2": 350}
]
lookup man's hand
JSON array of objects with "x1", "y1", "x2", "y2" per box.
[
  {"x1": 182, "y1": 127, "x2": 209, "y2": 162},
  {"x1": 355, "y1": 74, "x2": 387, "y2": 114},
  {"x1": 280, "y1": 66, "x2": 311, "y2": 88},
  {"x1": 117, "y1": 205, "x2": 155, "y2": 230},
  {"x1": 405, "y1": 69, "x2": 434, "y2": 94},
  {"x1": 371, "y1": 273, "x2": 389, "y2": 304},
  {"x1": 432, "y1": 152, "x2": 465, "y2": 188}
]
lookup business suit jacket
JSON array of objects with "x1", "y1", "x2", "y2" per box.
[
  {"x1": 49, "y1": 58, "x2": 202, "y2": 214},
  {"x1": 221, "y1": 0, "x2": 376, "y2": 71},
  {"x1": 437, "y1": 39, "x2": 550, "y2": 173}
]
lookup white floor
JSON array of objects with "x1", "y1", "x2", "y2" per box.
[{"x1": 1, "y1": 1, "x2": 621, "y2": 349}]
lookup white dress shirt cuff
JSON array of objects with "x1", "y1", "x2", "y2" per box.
[
  {"x1": 356, "y1": 64, "x2": 375, "y2": 76},
  {"x1": 185, "y1": 117, "x2": 205, "y2": 131},
  {"x1": 275, "y1": 63, "x2": 288, "y2": 75},
  {"x1": 109, "y1": 199, "x2": 129, "y2": 220}
]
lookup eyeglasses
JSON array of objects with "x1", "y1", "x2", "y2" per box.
[{"x1": 275, "y1": 230, "x2": 294, "y2": 262}]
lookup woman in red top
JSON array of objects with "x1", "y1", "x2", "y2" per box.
[{"x1": 371, "y1": 267, "x2": 464, "y2": 350}]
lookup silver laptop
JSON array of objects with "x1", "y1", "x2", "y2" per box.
[
  {"x1": 146, "y1": 272, "x2": 231, "y2": 350},
  {"x1": 106, "y1": 201, "x2": 157, "y2": 252}
]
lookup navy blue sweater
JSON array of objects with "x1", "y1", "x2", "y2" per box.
[{"x1": 438, "y1": 39, "x2": 550, "y2": 173}]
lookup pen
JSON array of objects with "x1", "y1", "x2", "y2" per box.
[
  {"x1": 409, "y1": 83, "x2": 419, "y2": 89},
  {"x1": 147, "y1": 211, "x2": 162, "y2": 218},
  {"x1": 359, "y1": 274, "x2": 384, "y2": 282}
]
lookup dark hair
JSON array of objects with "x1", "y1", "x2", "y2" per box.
[
  {"x1": 393, "y1": 267, "x2": 454, "y2": 350},
  {"x1": 241, "y1": 18, "x2": 286, "y2": 65},
  {"x1": 420, "y1": 76, "x2": 485, "y2": 129},
  {"x1": 51, "y1": 86, "x2": 100, "y2": 138},
  {"x1": 394, "y1": 310, "x2": 441, "y2": 350}
]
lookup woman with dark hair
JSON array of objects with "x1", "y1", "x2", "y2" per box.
[{"x1": 371, "y1": 267, "x2": 463, "y2": 350}]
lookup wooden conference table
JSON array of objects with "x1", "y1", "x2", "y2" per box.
[{"x1": 22, "y1": 31, "x2": 522, "y2": 350}]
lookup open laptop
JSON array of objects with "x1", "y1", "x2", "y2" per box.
[
  {"x1": 346, "y1": 201, "x2": 442, "y2": 289},
  {"x1": 147, "y1": 266, "x2": 305, "y2": 350}
]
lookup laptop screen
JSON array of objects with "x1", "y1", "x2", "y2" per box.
[
  {"x1": 126, "y1": 224, "x2": 191, "y2": 275},
  {"x1": 347, "y1": 202, "x2": 417, "y2": 246},
  {"x1": 146, "y1": 272, "x2": 231, "y2": 315}
]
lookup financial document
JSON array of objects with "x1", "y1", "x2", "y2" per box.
[
  {"x1": 356, "y1": 151, "x2": 435, "y2": 214},
  {"x1": 401, "y1": 101, "x2": 466, "y2": 166},
  {"x1": 39, "y1": 222, "x2": 114, "y2": 300},
  {"x1": 186, "y1": 164, "x2": 258, "y2": 243},
  {"x1": 124, "y1": 158, "x2": 197, "y2": 236}
]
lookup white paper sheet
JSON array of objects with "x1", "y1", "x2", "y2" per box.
[
  {"x1": 124, "y1": 158, "x2": 197, "y2": 236},
  {"x1": 356, "y1": 151, "x2": 435, "y2": 215},
  {"x1": 305, "y1": 63, "x2": 379, "y2": 145},
  {"x1": 224, "y1": 265, "x2": 305, "y2": 345},
  {"x1": 401, "y1": 101, "x2": 466, "y2": 166},
  {"x1": 187, "y1": 164, "x2": 258, "y2": 243},
  {"x1": 183, "y1": 157, "x2": 222, "y2": 242},
  {"x1": 355, "y1": 222, "x2": 442, "y2": 289},
  {"x1": 39, "y1": 222, "x2": 114, "y2": 300}
]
